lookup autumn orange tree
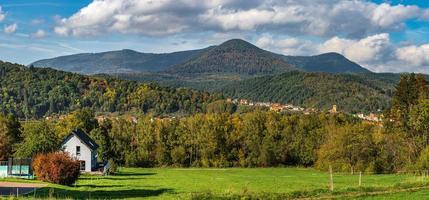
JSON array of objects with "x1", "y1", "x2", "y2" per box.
[{"x1": 33, "y1": 152, "x2": 80, "y2": 185}]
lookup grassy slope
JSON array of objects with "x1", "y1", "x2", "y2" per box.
[{"x1": 8, "y1": 168, "x2": 429, "y2": 199}]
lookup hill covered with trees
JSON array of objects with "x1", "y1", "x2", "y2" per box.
[
  {"x1": 0, "y1": 61, "x2": 222, "y2": 119},
  {"x1": 282, "y1": 52, "x2": 371, "y2": 73},
  {"x1": 120, "y1": 71, "x2": 401, "y2": 113},
  {"x1": 165, "y1": 39, "x2": 296, "y2": 75},
  {"x1": 217, "y1": 71, "x2": 397, "y2": 113},
  {"x1": 31, "y1": 48, "x2": 208, "y2": 74}
]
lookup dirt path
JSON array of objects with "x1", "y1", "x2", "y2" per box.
[{"x1": 0, "y1": 182, "x2": 47, "y2": 196}]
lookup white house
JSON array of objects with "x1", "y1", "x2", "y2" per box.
[{"x1": 61, "y1": 129, "x2": 99, "y2": 172}]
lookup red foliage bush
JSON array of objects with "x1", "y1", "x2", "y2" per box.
[{"x1": 32, "y1": 152, "x2": 80, "y2": 185}]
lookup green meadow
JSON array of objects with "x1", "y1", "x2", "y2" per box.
[{"x1": 3, "y1": 167, "x2": 429, "y2": 199}]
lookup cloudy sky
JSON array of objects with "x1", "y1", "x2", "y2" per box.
[{"x1": 0, "y1": 0, "x2": 428, "y2": 73}]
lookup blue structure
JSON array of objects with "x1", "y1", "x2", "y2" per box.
[{"x1": 0, "y1": 158, "x2": 33, "y2": 179}]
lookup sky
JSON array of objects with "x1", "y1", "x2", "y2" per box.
[{"x1": 0, "y1": 0, "x2": 428, "y2": 73}]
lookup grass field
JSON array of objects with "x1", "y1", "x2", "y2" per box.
[{"x1": 4, "y1": 168, "x2": 429, "y2": 199}]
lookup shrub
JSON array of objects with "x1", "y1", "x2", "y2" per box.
[
  {"x1": 416, "y1": 146, "x2": 429, "y2": 170},
  {"x1": 33, "y1": 152, "x2": 80, "y2": 185},
  {"x1": 106, "y1": 158, "x2": 118, "y2": 175}
]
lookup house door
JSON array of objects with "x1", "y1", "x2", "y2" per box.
[{"x1": 79, "y1": 161, "x2": 86, "y2": 171}]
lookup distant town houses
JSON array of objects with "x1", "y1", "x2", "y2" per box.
[
  {"x1": 233, "y1": 98, "x2": 307, "y2": 113},
  {"x1": 354, "y1": 113, "x2": 383, "y2": 122},
  {"x1": 44, "y1": 99, "x2": 382, "y2": 124},
  {"x1": 232, "y1": 98, "x2": 383, "y2": 122}
]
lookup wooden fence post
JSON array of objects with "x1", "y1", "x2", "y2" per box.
[
  {"x1": 359, "y1": 172, "x2": 362, "y2": 187},
  {"x1": 329, "y1": 165, "x2": 334, "y2": 191}
]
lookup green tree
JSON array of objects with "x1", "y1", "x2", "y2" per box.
[
  {"x1": 0, "y1": 115, "x2": 21, "y2": 160},
  {"x1": 316, "y1": 123, "x2": 376, "y2": 174},
  {"x1": 206, "y1": 100, "x2": 237, "y2": 114},
  {"x1": 388, "y1": 74, "x2": 420, "y2": 131},
  {"x1": 409, "y1": 99, "x2": 429, "y2": 145},
  {"x1": 15, "y1": 121, "x2": 59, "y2": 158}
]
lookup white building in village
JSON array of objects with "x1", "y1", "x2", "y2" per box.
[{"x1": 61, "y1": 129, "x2": 99, "y2": 172}]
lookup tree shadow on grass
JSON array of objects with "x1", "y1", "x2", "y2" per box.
[
  {"x1": 114, "y1": 172, "x2": 157, "y2": 176},
  {"x1": 31, "y1": 187, "x2": 174, "y2": 199},
  {"x1": 76, "y1": 184, "x2": 123, "y2": 188},
  {"x1": 80, "y1": 176, "x2": 148, "y2": 180}
]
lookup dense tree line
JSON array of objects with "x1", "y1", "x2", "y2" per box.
[{"x1": 0, "y1": 61, "x2": 222, "y2": 119}]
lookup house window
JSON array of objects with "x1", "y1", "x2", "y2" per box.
[
  {"x1": 80, "y1": 161, "x2": 86, "y2": 171},
  {"x1": 76, "y1": 146, "x2": 81, "y2": 156}
]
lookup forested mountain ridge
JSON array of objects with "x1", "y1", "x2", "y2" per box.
[
  {"x1": 282, "y1": 53, "x2": 371, "y2": 73},
  {"x1": 218, "y1": 71, "x2": 395, "y2": 113},
  {"x1": 114, "y1": 71, "x2": 403, "y2": 113},
  {"x1": 0, "y1": 61, "x2": 222, "y2": 119},
  {"x1": 164, "y1": 39, "x2": 297, "y2": 75},
  {"x1": 31, "y1": 48, "x2": 208, "y2": 74},
  {"x1": 31, "y1": 39, "x2": 371, "y2": 75}
]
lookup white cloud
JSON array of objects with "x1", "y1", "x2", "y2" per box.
[
  {"x1": 54, "y1": 0, "x2": 205, "y2": 36},
  {"x1": 0, "y1": 6, "x2": 5, "y2": 22},
  {"x1": 4, "y1": 23, "x2": 17, "y2": 34},
  {"x1": 421, "y1": 9, "x2": 429, "y2": 20},
  {"x1": 255, "y1": 33, "x2": 429, "y2": 74},
  {"x1": 31, "y1": 29, "x2": 47, "y2": 38},
  {"x1": 396, "y1": 44, "x2": 429, "y2": 67},
  {"x1": 370, "y1": 3, "x2": 420, "y2": 28},
  {"x1": 54, "y1": 0, "x2": 429, "y2": 38},
  {"x1": 256, "y1": 35, "x2": 316, "y2": 56},
  {"x1": 256, "y1": 33, "x2": 393, "y2": 66},
  {"x1": 319, "y1": 33, "x2": 391, "y2": 64}
]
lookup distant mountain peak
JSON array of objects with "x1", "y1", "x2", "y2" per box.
[
  {"x1": 165, "y1": 39, "x2": 296, "y2": 75},
  {"x1": 217, "y1": 39, "x2": 260, "y2": 50},
  {"x1": 283, "y1": 52, "x2": 371, "y2": 73},
  {"x1": 315, "y1": 52, "x2": 344, "y2": 58},
  {"x1": 120, "y1": 49, "x2": 139, "y2": 53}
]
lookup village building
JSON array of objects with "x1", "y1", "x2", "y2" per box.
[
  {"x1": 329, "y1": 105, "x2": 337, "y2": 113},
  {"x1": 61, "y1": 129, "x2": 99, "y2": 172},
  {"x1": 270, "y1": 103, "x2": 284, "y2": 112},
  {"x1": 239, "y1": 99, "x2": 249, "y2": 105}
]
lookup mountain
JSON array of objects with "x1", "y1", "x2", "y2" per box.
[
  {"x1": 0, "y1": 61, "x2": 221, "y2": 119},
  {"x1": 282, "y1": 53, "x2": 371, "y2": 73},
  {"x1": 217, "y1": 71, "x2": 396, "y2": 113},
  {"x1": 31, "y1": 48, "x2": 207, "y2": 74},
  {"x1": 31, "y1": 39, "x2": 370, "y2": 75},
  {"x1": 165, "y1": 39, "x2": 297, "y2": 75}
]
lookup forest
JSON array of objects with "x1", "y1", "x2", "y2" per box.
[
  {"x1": 0, "y1": 73, "x2": 428, "y2": 174},
  {"x1": 0, "y1": 61, "x2": 222, "y2": 119},
  {"x1": 117, "y1": 71, "x2": 410, "y2": 113}
]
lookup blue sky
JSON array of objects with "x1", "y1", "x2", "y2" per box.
[{"x1": 0, "y1": 0, "x2": 428, "y2": 73}]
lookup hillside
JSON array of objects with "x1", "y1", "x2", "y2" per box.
[
  {"x1": 0, "y1": 61, "x2": 222, "y2": 119},
  {"x1": 165, "y1": 39, "x2": 296, "y2": 75},
  {"x1": 282, "y1": 53, "x2": 371, "y2": 73},
  {"x1": 217, "y1": 71, "x2": 396, "y2": 113},
  {"x1": 31, "y1": 48, "x2": 207, "y2": 74},
  {"x1": 115, "y1": 71, "x2": 404, "y2": 113},
  {"x1": 31, "y1": 39, "x2": 370, "y2": 75}
]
